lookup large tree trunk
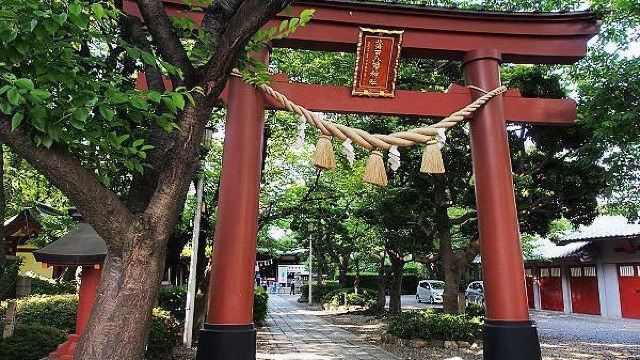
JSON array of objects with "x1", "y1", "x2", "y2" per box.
[
  {"x1": 76, "y1": 227, "x2": 169, "y2": 359},
  {"x1": 433, "y1": 174, "x2": 461, "y2": 314},
  {"x1": 388, "y1": 253, "x2": 404, "y2": 315},
  {"x1": 337, "y1": 259, "x2": 349, "y2": 288},
  {"x1": 192, "y1": 258, "x2": 211, "y2": 343},
  {"x1": 373, "y1": 253, "x2": 388, "y2": 312}
]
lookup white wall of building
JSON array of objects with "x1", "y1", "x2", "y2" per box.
[
  {"x1": 598, "y1": 241, "x2": 640, "y2": 318},
  {"x1": 561, "y1": 267, "x2": 572, "y2": 314}
]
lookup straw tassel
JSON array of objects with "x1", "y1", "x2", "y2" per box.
[
  {"x1": 313, "y1": 135, "x2": 336, "y2": 170},
  {"x1": 420, "y1": 143, "x2": 445, "y2": 174},
  {"x1": 363, "y1": 150, "x2": 388, "y2": 187},
  {"x1": 420, "y1": 128, "x2": 446, "y2": 174}
]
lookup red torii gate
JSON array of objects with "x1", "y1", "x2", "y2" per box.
[{"x1": 125, "y1": 1, "x2": 600, "y2": 359}]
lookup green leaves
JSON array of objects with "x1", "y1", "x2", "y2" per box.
[
  {"x1": 14, "y1": 78, "x2": 34, "y2": 91},
  {"x1": 130, "y1": 95, "x2": 149, "y2": 111},
  {"x1": 71, "y1": 107, "x2": 90, "y2": 129},
  {"x1": 6, "y1": 87, "x2": 22, "y2": 106},
  {"x1": 170, "y1": 93, "x2": 185, "y2": 111},
  {"x1": 99, "y1": 105, "x2": 115, "y2": 121},
  {"x1": 68, "y1": 2, "x2": 82, "y2": 17},
  {"x1": 11, "y1": 112, "x2": 23, "y2": 130},
  {"x1": 0, "y1": 29, "x2": 17, "y2": 44},
  {"x1": 91, "y1": 3, "x2": 106, "y2": 20}
]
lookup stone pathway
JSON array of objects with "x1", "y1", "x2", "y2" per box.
[{"x1": 257, "y1": 294, "x2": 397, "y2": 360}]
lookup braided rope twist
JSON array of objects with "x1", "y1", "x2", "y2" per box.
[{"x1": 234, "y1": 71, "x2": 507, "y2": 151}]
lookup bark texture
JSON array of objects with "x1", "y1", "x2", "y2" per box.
[
  {"x1": 388, "y1": 253, "x2": 404, "y2": 315},
  {"x1": 0, "y1": 143, "x2": 4, "y2": 265},
  {"x1": 373, "y1": 253, "x2": 388, "y2": 312},
  {"x1": 433, "y1": 174, "x2": 481, "y2": 314}
]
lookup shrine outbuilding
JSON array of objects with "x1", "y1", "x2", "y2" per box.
[{"x1": 525, "y1": 216, "x2": 640, "y2": 320}]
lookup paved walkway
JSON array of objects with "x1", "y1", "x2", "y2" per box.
[{"x1": 257, "y1": 295, "x2": 396, "y2": 360}]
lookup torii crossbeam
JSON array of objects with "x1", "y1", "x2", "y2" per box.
[{"x1": 125, "y1": 1, "x2": 600, "y2": 360}]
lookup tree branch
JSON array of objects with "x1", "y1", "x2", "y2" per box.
[
  {"x1": 122, "y1": 15, "x2": 177, "y2": 213},
  {"x1": 199, "y1": 0, "x2": 291, "y2": 97},
  {"x1": 145, "y1": 0, "x2": 290, "y2": 234},
  {"x1": 136, "y1": 0, "x2": 195, "y2": 82},
  {"x1": 0, "y1": 120, "x2": 134, "y2": 250}
]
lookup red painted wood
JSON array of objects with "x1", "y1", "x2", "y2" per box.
[
  {"x1": 540, "y1": 269, "x2": 564, "y2": 312},
  {"x1": 570, "y1": 267, "x2": 600, "y2": 315},
  {"x1": 49, "y1": 266, "x2": 101, "y2": 360},
  {"x1": 252, "y1": 80, "x2": 576, "y2": 124},
  {"x1": 76, "y1": 267, "x2": 101, "y2": 334},
  {"x1": 123, "y1": 0, "x2": 599, "y2": 64},
  {"x1": 618, "y1": 264, "x2": 640, "y2": 319},
  {"x1": 463, "y1": 49, "x2": 530, "y2": 322},
  {"x1": 206, "y1": 76, "x2": 265, "y2": 325}
]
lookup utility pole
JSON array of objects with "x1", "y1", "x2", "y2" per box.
[
  {"x1": 184, "y1": 127, "x2": 213, "y2": 348},
  {"x1": 308, "y1": 235, "x2": 313, "y2": 305},
  {"x1": 184, "y1": 162, "x2": 205, "y2": 348}
]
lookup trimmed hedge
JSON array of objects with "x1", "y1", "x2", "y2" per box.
[
  {"x1": 388, "y1": 309, "x2": 482, "y2": 342},
  {"x1": 344, "y1": 273, "x2": 420, "y2": 295},
  {"x1": 254, "y1": 287, "x2": 269, "y2": 325},
  {"x1": 146, "y1": 308, "x2": 181, "y2": 360},
  {"x1": 157, "y1": 285, "x2": 187, "y2": 318},
  {"x1": 0, "y1": 324, "x2": 67, "y2": 360},
  {"x1": 5, "y1": 294, "x2": 180, "y2": 359},
  {"x1": 465, "y1": 303, "x2": 485, "y2": 318},
  {"x1": 26, "y1": 273, "x2": 76, "y2": 295},
  {"x1": 299, "y1": 281, "x2": 340, "y2": 303},
  {"x1": 15, "y1": 294, "x2": 78, "y2": 333},
  {"x1": 323, "y1": 288, "x2": 376, "y2": 307},
  {"x1": 156, "y1": 286, "x2": 269, "y2": 325}
]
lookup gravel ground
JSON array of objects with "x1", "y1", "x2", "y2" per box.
[
  {"x1": 532, "y1": 310, "x2": 640, "y2": 345},
  {"x1": 324, "y1": 312, "x2": 640, "y2": 360}
]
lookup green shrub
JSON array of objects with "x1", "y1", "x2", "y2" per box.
[
  {"x1": 11, "y1": 294, "x2": 181, "y2": 359},
  {"x1": 26, "y1": 272, "x2": 77, "y2": 295},
  {"x1": 299, "y1": 282, "x2": 340, "y2": 303},
  {"x1": 146, "y1": 308, "x2": 180, "y2": 360},
  {"x1": 0, "y1": 258, "x2": 22, "y2": 300},
  {"x1": 465, "y1": 303, "x2": 485, "y2": 318},
  {"x1": 388, "y1": 309, "x2": 482, "y2": 342},
  {"x1": 0, "y1": 324, "x2": 67, "y2": 360},
  {"x1": 253, "y1": 287, "x2": 269, "y2": 325},
  {"x1": 323, "y1": 288, "x2": 376, "y2": 307},
  {"x1": 16, "y1": 294, "x2": 78, "y2": 333},
  {"x1": 157, "y1": 285, "x2": 187, "y2": 318},
  {"x1": 345, "y1": 273, "x2": 420, "y2": 295}
]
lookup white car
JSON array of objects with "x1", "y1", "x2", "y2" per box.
[
  {"x1": 416, "y1": 280, "x2": 445, "y2": 304},
  {"x1": 465, "y1": 281, "x2": 485, "y2": 305}
]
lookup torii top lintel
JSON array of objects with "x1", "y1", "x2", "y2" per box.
[
  {"x1": 125, "y1": 0, "x2": 600, "y2": 64},
  {"x1": 126, "y1": 0, "x2": 601, "y2": 124}
]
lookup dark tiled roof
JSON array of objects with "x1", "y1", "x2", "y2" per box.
[{"x1": 33, "y1": 223, "x2": 107, "y2": 265}]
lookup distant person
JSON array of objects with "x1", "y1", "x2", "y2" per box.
[{"x1": 289, "y1": 282, "x2": 295, "y2": 295}]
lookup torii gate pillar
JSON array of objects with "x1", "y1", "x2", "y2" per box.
[
  {"x1": 196, "y1": 75, "x2": 265, "y2": 360},
  {"x1": 464, "y1": 49, "x2": 541, "y2": 360}
]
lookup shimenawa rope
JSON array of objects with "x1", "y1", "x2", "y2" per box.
[{"x1": 230, "y1": 70, "x2": 507, "y2": 186}]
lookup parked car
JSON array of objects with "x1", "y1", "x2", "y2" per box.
[
  {"x1": 416, "y1": 280, "x2": 445, "y2": 304},
  {"x1": 465, "y1": 281, "x2": 485, "y2": 305}
]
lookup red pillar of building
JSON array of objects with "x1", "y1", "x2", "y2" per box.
[
  {"x1": 49, "y1": 266, "x2": 102, "y2": 360},
  {"x1": 463, "y1": 49, "x2": 541, "y2": 360},
  {"x1": 196, "y1": 75, "x2": 265, "y2": 360}
]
